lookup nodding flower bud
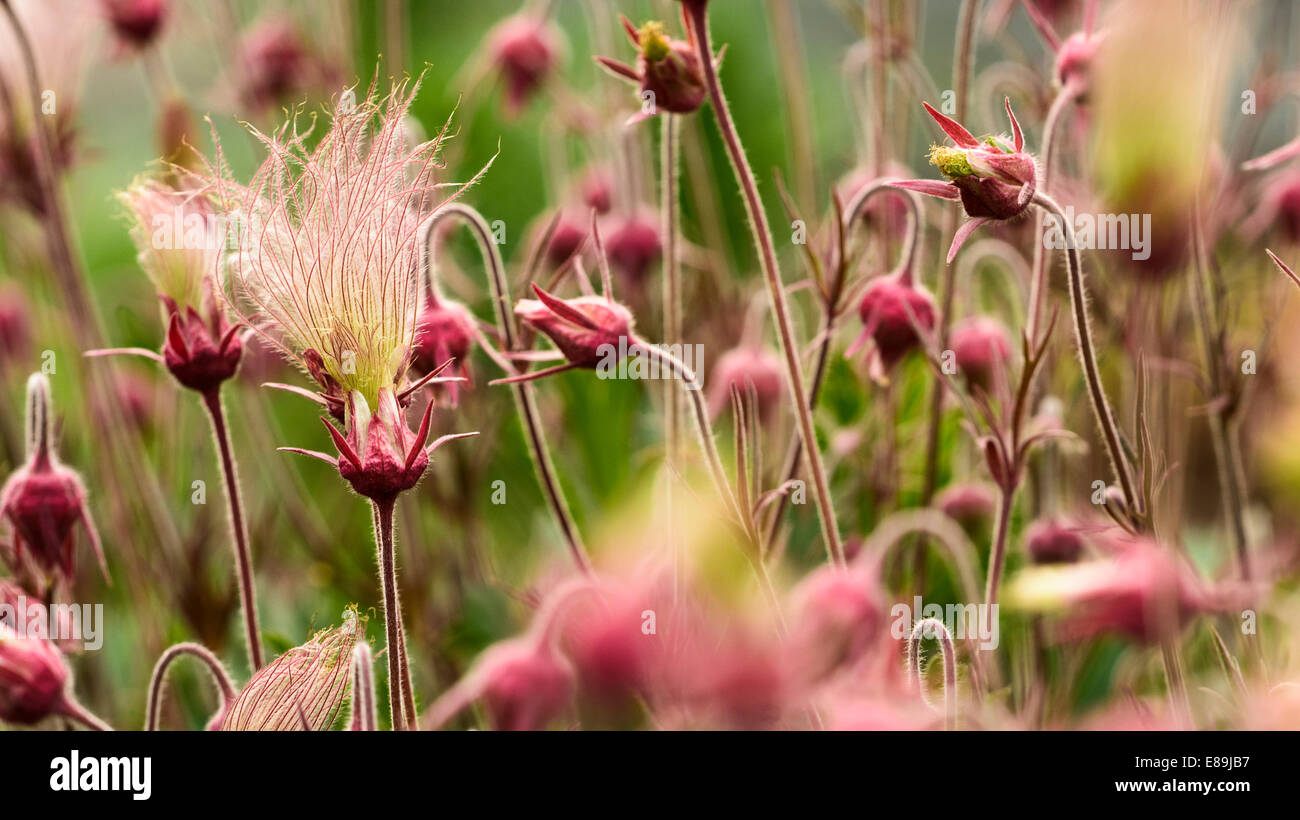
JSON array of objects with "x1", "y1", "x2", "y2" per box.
[
  {"x1": 580, "y1": 168, "x2": 614, "y2": 215},
  {"x1": 787, "y1": 565, "x2": 886, "y2": 682},
  {"x1": 488, "y1": 15, "x2": 561, "y2": 117},
  {"x1": 595, "y1": 17, "x2": 711, "y2": 123},
  {"x1": 100, "y1": 0, "x2": 168, "y2": 51},
  {"x1": 846, "y1": 272, "x2": 936, "y2": 383},
  {"x1": 515, "y1": 284, "x2": 634, "y2": 369},
  {"x1": 221, "y1": 611, "x2": 360, "y2": 731},
  {"x1": 950, "y1": 316, "x2": 1012, "y2": 392},
  {"x1": 228, "y1": 16, "x2": 339, "y2": 114},
  {"x1": 544, "y1": 212, "x2": 588, "y2": 269},
  {"x1": 706, "y1": 345, "x2": 784, "y2": 422},
  {"x1": 935, "y1": 481, "x2": 997, "y2": 530},
  {"x1": 0, "y1": 626, "x2": 68, "y2": 724},
  {"x1": 477, "y1": 636, "x2": 575, "y2": 731},
  {"x1": 0, "y1": 374, "x2": 107, "y2": 583},
  {"x1": 0, "y1": 283, "x2": 32, "y2": 367},
  {"x1": 412, "y1": 298, "x2": 476, "y2": 406},
  {"x1": 603, "y1": 211, "x2": 663, "y2": 288},
  {"x1": 1055, "y1": 31, "x2": 1102, "y2": 96},
  {"x1": 893, "y1": 98, "x2": 1037, "y2": 261},
  {"x1": 1024, "y1": 517, "x2": 1086, "y2": 564}
]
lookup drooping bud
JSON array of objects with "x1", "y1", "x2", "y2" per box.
[
  {"x1": 950, "y1": 316, "x2": 1012, "y2": 392},
  {"x1": 847, "y1": 272, "x2": 937, "y2": 383},
  {"x1": 1023, "y1": 517, "x2": 1086, "y2": 564},
  {"x1": 229, "y1": 16, "x2": 339, "y2": 114},
  {"x1": 580, "y1": 168, "x2": 614, "y2": 215},
  {"x1": 476, "y1": 636, "x2": 574, "y2": 731},
  {"x1": 0, "y1": 283, "x2": 32, "y2": 367},
  {"x1": 595, "y1": 16, "x2": 711, "y2": 122},
  {"x1": 221, "y1": 611, "x2": 360, "y2": 730},
  {"x1": 787, "y1": 565, "x2": 886, "y2": 682},
  {"x1": 0, "y1": 626, "x2": 68, "y2": 724},
  {"x1": 515, "y1": 284, "x2": 634, "y2": 369},
  {"x1": 0, "y1": 374, "x2": 107, "y2": 583},
  {"x1": 603, "y1": 211, "x2": 663, "y2": 288},
  {"x1": 488, "y1": 15, "x2": 561, "y2": 118},
  {"x1": 706, "y1": 345, "x2": 784, "y2": 422},
  {"x1": 412, "y1": 298, "x2": 476, "y2": 406},
  {"x1": 935, "y1": 482, "x2": 997, "y2": 530},
  {"x1": 99, "y1": 0, "x2": 168, "y2": 51},
  {"x1": 544, "y1": 212, "x2": 588, "y2": 269}
]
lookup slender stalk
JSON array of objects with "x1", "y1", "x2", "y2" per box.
[
  {"x1": 768, "y1": 0, "x2": 816, "y2": 211},
  {"x1": 1026, "y1": 87, "x2": 1077, "y2": 345},
  {"x1": 59, "y1": 698, "x2": 113, "y2": 732},
  {"x1": 371, "y1": 497, "x2": 414, "y2": 730},
  {"x1": 919, "y1": 0, "x2": 979, "y2": 516},
  {"x1": 984, "y1": 484, "x2": 1015, "y2": 611},
  {"x1": 426, "y1": 205, "x2": 591, "y2": 572},
  {"x1": 1189, "y1": 210, "x2": 1251, "y2": 580},
  {"x1": 200, "y1": 389, "x2": 263, "y2": 671},
  {"x1": 661, "y1": 113, "x2": 683, "y2": 591},
  {"x1": 763, "y1": 181, "x2": 921, "y2": 552},
  {"x1": 144, "y1": 641, "x2": 237, "y2": 730},
  {"x1": 684, "y1": 0, "x2": 844, "y2": 565}
]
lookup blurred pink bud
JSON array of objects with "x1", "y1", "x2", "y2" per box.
[
  {"x1": 488, "y1": 15, "x2": 560, "y2": 118},
  {"x1": 580, "y1": 168, "x2": 614, "y2": 215},
  {"x1": 544, "y1": 213, "x2": 587, "y2": 269},
  {"x1": 1, "y1": 374, "x2": 106, "y2": 583},
  {"x1": 935, "y1": 482, "x2": 997, "y2": 529},
  {"x1": 706, "y1": 345, "x2": 784, "y2": 422},
  {"x1": 0, "y1": 284, "x2": 32, "y2": 367},
  {"x1": 847, "y1": 271, "x2": 936, "y2": 382},
  {"x1": 412, "y1": 298, "x2": 476, "y2": 406},
  {"x1": 477, "y1": 637, "x2": 574, "y2": 731},
  {"x1": 99, "y1": 0, "x2": 168, "y2": 50},
  {"x1": 0, "y1": 626, "x2": 67, "y2": 724},
  {"x1": 1055, "y1": 31, "x2": 1102, "y2": 95},
  {"x1": 787, "y1": 565, "x2": 886, "y2": 682},
  {"x1": 515, "y1": 284, "x2": 634, "y2": 369},
  {"x1": 950, "y1": 316, "x2": 1012, "y2": 391},
  {"x1": 1023, "y1": 517, "x2": 1086, "y2": 564},
  {"x1": 231, "y1": 16, "x2": 338, "y2": 114},
  {"x1": 603, "y1": 211, "x2": 663, "y2": 287}
]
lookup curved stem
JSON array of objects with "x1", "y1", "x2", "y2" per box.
[
  {"x1": 1026, "y1": 86, "x2": 1077, "y2": 345},
  {"x1": 59, "y1": 698, "x2": 113, "y2": 732},
  {"x1": 144, "y1": 641, "x2": 237, "y2": 730},
  {"x1": 906, "y1": 618, "x2": 958, "y2": 730},
  {"x1": 371, "y1": 497, "x2": 414, "y2": 730},
  {"x1": 426, "y1": 204, "x2": 591, "y2": 572},
  {"x1": 983, "y1": 484, "x2": 1015, "y2": 611},
  {"x1": 1032, "y1": 191, "x2": 1140, "y2": 516},
  {"x1": 200, "y1": 388, "x2": 263, "y2": 671},
  {"x1": 685, "y1": 0, "x2": 843, "y2": 565}
]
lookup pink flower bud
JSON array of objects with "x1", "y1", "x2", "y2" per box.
[
  {"x1": 328, "y1": 389, "x2": 430, "y2": 502},
  {"x1": 595, "y1": 17, "x2": 711, "y2": 121},
  {"x1": 706, "y1": 345, "x2": 784, "y2": 422},
  {"x1": 231, "y1": 17, "x2": 339, "y2": 114},
  {"x1": 787, "y1": 565, "x2": 885, "y2": 682},
  {"x1": 950, "y1": 316, "x2": 1012, "y2": 391},
  {"x1": 935, "y1": 482, "x2": 997, "y2": 529},
  {"x1": 413, "y1": 298, "x2": 476, "y2": 406},
  {"x1": 603, "y1": 211, "x2": 663, "y2": 287},
  {"x1": 160, "y1": 296, "x2": 243, "y2": 395},
  {"x1": 544, "y1": 213, "x2": 588, "y2": 269},
  {"x1": 489, "y1": 15, "x2": 561, "y2": 118},
  {"x1": 580, "y1": 168, "x2": 614, "y2": 215},
  {"x1": 1023, "y1": 517, "x2": 1086, "y2": 564},
  {"x1": 477, "y1": 637, "x2": 574, "y2": 731},
  {"x1": 99, "y1": 0, "x2": 168, "y2": 50},
  {"x1": 515, "y1": 284, "x2": 634, "y2": 369},
  {"x1": 1055, "y1": 31, "x2": 1101, "y2": 95},
  {"x1": 847, "y1": 272, "x2": 936, "y2": 380},
  {"x1": 0, "y1": 284, "x2": 32, "y2": 367},
  {"x1": 0, "y1": 627, "x2": 67, "y2": 724},
  {"x1": 1, "y1": 375, "x2": 106, "y2": 583}
]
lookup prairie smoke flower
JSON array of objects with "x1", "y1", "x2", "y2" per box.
[
  {"x1": 99, "y1": 0, "x2": 168, "y2": 52},
  {"x1": 543, "y1": 212, "x2": 587, "y2": 269},
  {"x1": 487, "y1": 13, "x2": 561, "y2": 118},
  {"x1": 935, "y1": 481, "x2": 997, "y2": 530},
  {"x1": 0, "y1": 374, "x2": 106, "y2": 583},
  {"x1": 1018, "y1": 0, "x2": 1104, "y2": 98},
  {"x1": 787, "y1": 565, "x2": 886, "y2": 683},
  {"x1": 706, "y1": 344, "x2": 784, "y2": 422},
  {"x1": 221, "y1": 613, "x2": 359, "y2": 731},
  {"x1": 893, "y1": 99, "x2": 1037, "y2": 262},
  {"x1": 116, "y1": 179, "x2": 243, "y2": 394},
  {"x1": 846, "y1": 271, "x2": 936, "y2": 384},
  {"x1": 514, "y1": 284, "x2": 634, "y2": 372},
  {"x1": 580, "y1": 167, "x2": 614, "y2": 215},
  {"x1": 223, "y1": 16, "x2": 341, "y2": 115},
  {"x1": 412, "y1": 297, "x2": 476, "y2": 406},
  {"x1": 0, "y1": 625, "x2": 67, "y2": 724},
  {"x1": 596, "y1": 17, "x2": 709, "y2": 123},
  {"x1": 949, "y1": 316, "x2": 1012, "y2": 392}
]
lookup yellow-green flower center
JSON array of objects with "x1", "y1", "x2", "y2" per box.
[
  {"x1": 929, "y1": 145, "x2": 974, "y2": 179},
  {"x1": 638, "y1": 21, "x2": 670, "y2": 62}
]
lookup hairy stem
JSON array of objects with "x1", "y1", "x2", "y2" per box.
[
  {"x1": 144, "y1": 641, "x2": 237, "y2": 730},
  {"x1": 59, "y1": 698, "x2": 113, "y2": 732},
  {"x1": 907, "y1": 618, "x2": 958, "y2": 730},
  {"x1": 1026, "y1": 87, "x2": 1077, "y2": 345},
  {"x1": 1033, "y1": 192, "x2": 1140, "y2": 516},
  {"x1": 427, "y1": 204, "x2": 590, "y2": 572},
  {"x1": 984, "y1": 484, "x2": 1015, "y2": 611},
  {"x1": 201, "y1": 389, "x2": 263, "y2": 671},
  {"x1": 372, "y1": 497, "x2": 414, "y2": 730},
  {"x1": 686, "y1": 0, "x2": 844, "y2": 565},
  {"x1": 662, "y1": 113, "x2": 683, "y2": 590}
]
